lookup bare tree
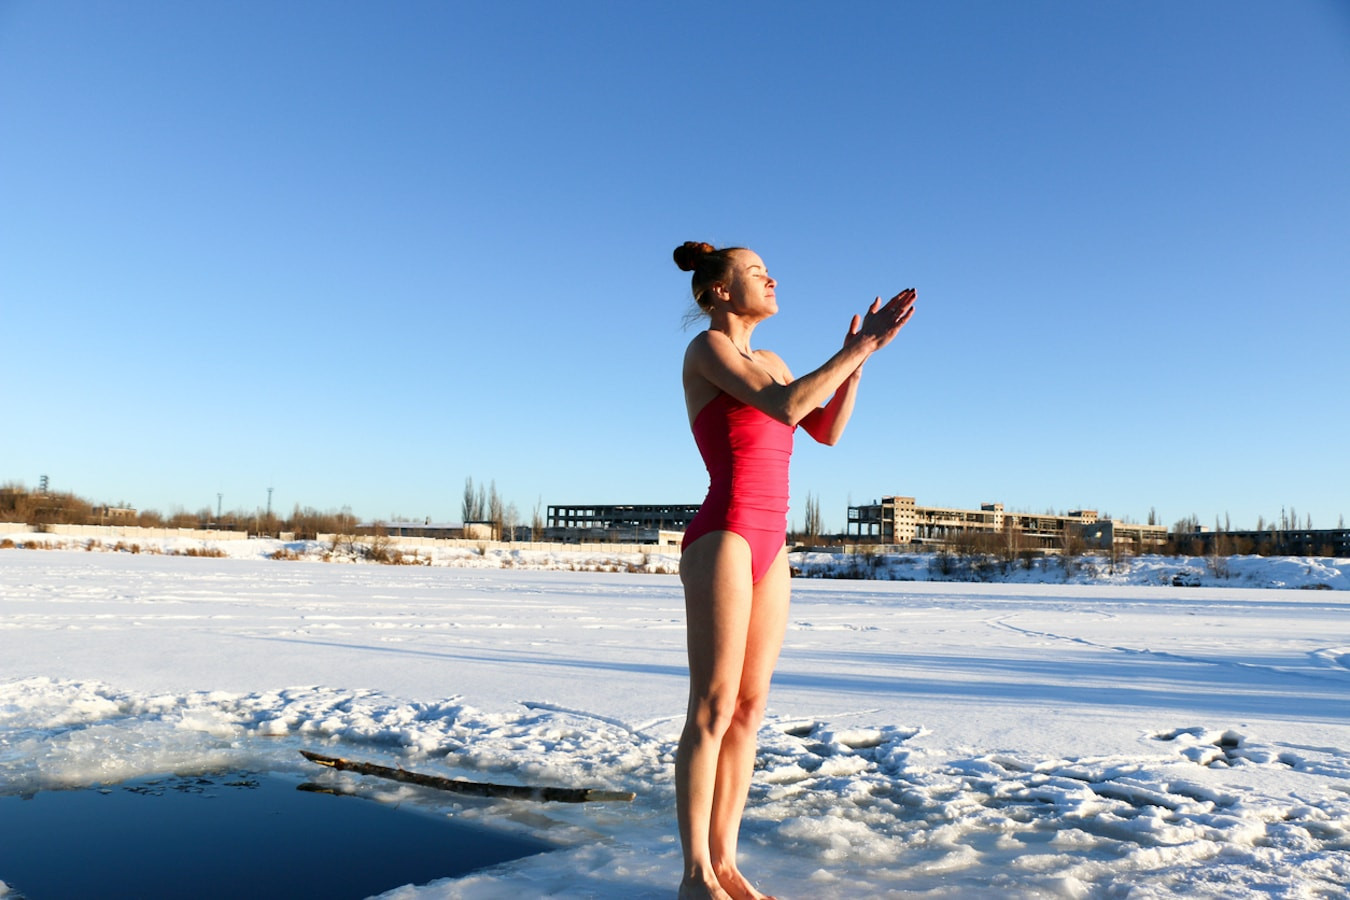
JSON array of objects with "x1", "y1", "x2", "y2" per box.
[
  {"x1": 462, "y1": 477, "x2": 477, "y2": 523},
  {"x1": 488, "y1": 480, "x2": 503, "y2": 540},
  {"x1": 802, "y1": 492, "x2": 822, "y2": 543}
]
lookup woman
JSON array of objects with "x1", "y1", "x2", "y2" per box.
[{"x1": 672, "y1": 240, "x2": 916, "y2": 900}]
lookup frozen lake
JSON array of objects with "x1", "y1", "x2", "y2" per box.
[{"x1": 2, "y1": 549, "x2": 1347, "y2": 897}]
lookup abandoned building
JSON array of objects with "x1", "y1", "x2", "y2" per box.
[{"x1": 846, "y1": 496, "x2": 1171, "y2": 551}]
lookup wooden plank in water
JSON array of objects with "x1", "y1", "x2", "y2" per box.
[{"x1": 299, "y1": 750, "x2": 635, "y2": 803}]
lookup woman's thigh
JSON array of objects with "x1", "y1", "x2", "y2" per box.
[
  {"x1": 680, "y1": 530, "x2": 756, "y2": 697},
  {"x1": 739, "y1": 547, "x2": 791, "y2": 702}
]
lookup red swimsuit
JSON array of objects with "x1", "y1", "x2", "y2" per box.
[{"x1": 683, "y1": 392, "x2": 796, "y2": 583}]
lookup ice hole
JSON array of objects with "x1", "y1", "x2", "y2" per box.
[{"x1": 0, "y1": 771, "x2": 554, "y2": 899}]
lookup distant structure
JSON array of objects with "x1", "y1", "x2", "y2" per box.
[
  {"x1": 364, "y1": 521, "x2": 464, "y2": 538},
  {"x1": 92, "y1": 506, "x2": 137, "y2": 524},
  {"x1": 1183, "y1": 526, "x2": 1350, "y2": 558},
  {"x1": 541, "y1": 495, "x2": 1345, "y2": 555},
  {"x1": 546, "y1": 504, "x2": 696, "y2": 546},
  {"x1": 846, "y1": 496, "x2": 1170, "y2": 551}
]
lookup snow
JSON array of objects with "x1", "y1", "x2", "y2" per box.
[{"x1": 2, "y1": 539, "x2": 1348, "y2": 898}]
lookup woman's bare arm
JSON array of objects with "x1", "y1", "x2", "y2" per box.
[
  {"x1": 798, "y1": 316, "x2": 864, "y2": 445},
  {"x1": 686, "y1": 289, "x2": 915, "y2": 428}
]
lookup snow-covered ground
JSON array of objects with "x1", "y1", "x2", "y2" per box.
[{"x1": 1, "y1": 541, "x2": 1348, "y2": 898}]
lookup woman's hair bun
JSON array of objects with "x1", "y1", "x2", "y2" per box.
[{"x1": 673, "y1": 241, "x2": 716, "y2": 272}]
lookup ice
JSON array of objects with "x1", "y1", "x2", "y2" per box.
[{"x1": 1, "y1": 544, "x2": 1349, "y2": 897}]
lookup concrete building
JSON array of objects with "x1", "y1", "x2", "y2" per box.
[
  {"x1": 546, "y1": 504, "x2": 697, "y2": 546},
  {"x1": 1185, "y1": 527, "x2": 1350, "y2": 557},
  {"x1": 92, "y1": 506, "x2": 138, "y2": 523},
  {"x1": 847, "y1": 496, "x2": 1169, "y2": 551}
]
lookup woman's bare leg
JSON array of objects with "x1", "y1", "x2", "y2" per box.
[
  {"x1": 709, "y1": 548, "x2": 789, "y2": 900},
  {"x1": 676, "y1": 537, "x2": 789, "y2": 900},
  {"x1": 677, "y1": 532, "x2": 755, "y2": 899}
]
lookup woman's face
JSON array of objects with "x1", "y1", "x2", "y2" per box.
[{"x1": 722, "y1": 250, "x2": 778, "y2": 319}]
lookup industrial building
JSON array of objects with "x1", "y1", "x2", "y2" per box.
[
  {"x1": 846, "y1": 496, "x2": 1170, "y2": 551},
  {"x1": 545, "y1": 504, "x2": 696, "y2": 545},
  {"x1": 544, "y1": 496, "x2": 1172, "y2": 552}
]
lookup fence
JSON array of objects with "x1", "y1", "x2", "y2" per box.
[{"x1": 14, "y1": 524, "x2": 253, "y2": 541}]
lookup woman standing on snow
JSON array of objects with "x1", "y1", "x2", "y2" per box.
[{"x1": 672, "y1": 240, "x2": 916, "y2": 900}]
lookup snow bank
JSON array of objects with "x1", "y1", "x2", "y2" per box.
[{"x1": 3, "y1": 530, "x2": 1345, "y2": 590}]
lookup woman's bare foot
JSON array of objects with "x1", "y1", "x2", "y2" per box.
[
  {"x1": 714, "y1": 862, "x2": 777, "y2": 900},
  {"x1": 679, "y1": 872, "x2": 734, "y2": 900}
]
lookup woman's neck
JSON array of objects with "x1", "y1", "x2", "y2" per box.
[{"x1": 711, "y1": 316, "x2": 757, "y2": 358}]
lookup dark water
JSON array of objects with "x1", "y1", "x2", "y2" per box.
[{"x1": 0, "y1": 772, "x2": 553, "y2": 899}]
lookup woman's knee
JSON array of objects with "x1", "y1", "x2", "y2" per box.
[
  {"x1": 723, "y1": 693, "x2": 768, "y2": 735},
  {"x1": 687, "y1": 690, "x2": 740, "y2": 741}
]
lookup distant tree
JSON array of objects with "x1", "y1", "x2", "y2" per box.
[
  {"x1": 1168, "y1": 514, "x2": 1201, "y2": 557},
  {"x1": 462, "y1": 477, "x2": 485, "y2": 523},
  {"x1": 488, "y1": 480, "x2": 503, "y2": 540},
  {"x1": 1172, "y1": 514, "x2": 1200, "y2": 538},
  {"x1": 802, "y1": 492, "x2": 822, "y2": 542},
  {"x1": 1000, "y1": 523, "x2": 1023, "y2": 567},
  {"x1": 1060, "y1": 525, "x2": 1085, "y2": 559}
]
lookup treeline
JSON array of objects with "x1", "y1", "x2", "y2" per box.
[
  {"x1": 461, "y1": 477, "x2": 545, "y2": 541},
  {"x1": 1, "y1": 483, "x2": 363, "y2": 541}
]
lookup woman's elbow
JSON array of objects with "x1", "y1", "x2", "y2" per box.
[
  {"x1": 801, "y1": 420, "x2": 844, "y2": 446},
  {"x1": 773, "y1": 402, "x2": 809, "y2": 428}
]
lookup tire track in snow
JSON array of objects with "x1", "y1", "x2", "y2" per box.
[{"x1": 988, "y1": 614, "x2": 1350, "y2": 686}]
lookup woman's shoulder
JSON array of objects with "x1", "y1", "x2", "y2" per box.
[
  {"x1": 685, "y1": 328, "x2": 721, "y2": 349},
  {"x1": 684, "y1": 329, "x2": 735, "y2": 363}
]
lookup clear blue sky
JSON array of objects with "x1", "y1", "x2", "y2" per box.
[{"x1": 3, "y1": 1, "x2": 1348, "y2": 532}]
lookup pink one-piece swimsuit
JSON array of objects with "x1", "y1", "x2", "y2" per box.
[{"x1": 683, "y1": 392, "x2": 796, "y2": 583}]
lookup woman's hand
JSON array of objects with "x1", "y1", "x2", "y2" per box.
[{"x1": 848, "y1": 288, "x2": 916, "y2": 355}]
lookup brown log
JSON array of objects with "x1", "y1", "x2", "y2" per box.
[{"x1": 299, "y1": 750, "x2": 635, "y2": 803}]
